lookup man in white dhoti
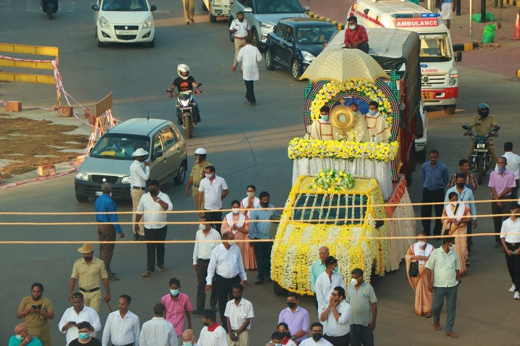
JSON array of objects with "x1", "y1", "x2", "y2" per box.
[
  {"x1": 436, "y1": 0, "x2": 455, "y2": 29},
  {"x1": 365, "y1": 101, "x2": 391, "y2": 143},
  {"x1": 306, "y1": 106, "x2": 336, "y2": 141}
]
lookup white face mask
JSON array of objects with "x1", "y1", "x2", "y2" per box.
[
  {"x1": 368, "y1": 109, "x2": 376, "y2": 116},
  {"x1": 228, "y1": 241, "x2": 236, "y2": 246},
  {"x1": 321, "y1": 115, "x2": 329, "y2": 122},
  {"x1": 350, "y1": 278, "x2": 358, "y2": 286},
  {"x1": 417, "y1": 241, "x2": 426, "y2": 247},
  {"x1": 349, "y1": 24, "x2": 356, "y2": 30},
  {"x1": 232, "y1": 208, "x2": 240, "y2": 214},
  {"x1": 198, "y1": 224, "x2": 205, "y2": 231},
  {"x1": 205, "y1": 173, "x2": 212, "y2": 179},
  {"x1": 247, "y1": 191, "x2": 255, "y2": 198}
]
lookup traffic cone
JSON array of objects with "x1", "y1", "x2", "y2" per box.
[{"x1": 514, "y1": 12, "x2": 520, "y2": 40}]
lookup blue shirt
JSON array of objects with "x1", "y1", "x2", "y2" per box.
[
  {"x1": 422, "y1": 161, "x2": 449, "y2": 191},
  {"x1": 9, "y1": 335, "x2": 42, "y2": 346},
  {"x1": 249, "y1": 204, "x2": 274, "y2": 240},
  {"x1": 445, "y1": 186, "x2": 477, "y2": 220},
  {"x1": 95, "y1": 194, "x2": 123, "y2": 234}
]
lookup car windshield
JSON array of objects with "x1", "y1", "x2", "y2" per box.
[
  {"x1": 291, "y1": 193, "x2": 368, "y2": 225},
  {"x1": 254, "y1": 0, "x2": 303, "y2": 14},
  {"x1": 419, "y1": 33, "x2": 452, "y2": 62},
  {"x1": 90, "y1": 134, "x2": 150, "y2": 160},
  {"x1": 296, "y1": 26, "x2": 337, "y2": 44},
  {"x1": 102, "y1": 0, "x2": 148, "y2": 11}
]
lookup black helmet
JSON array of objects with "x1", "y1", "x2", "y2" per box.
[{"x1": 477, "y1": 103, "x2": 489, "y2": 117}]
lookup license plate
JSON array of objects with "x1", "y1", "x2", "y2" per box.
[
  {"x1": 474, "y1": 149, "x2": 488, "y2": 152},
  {"x1": 116, "y1": 30, "x2": 138, "y2": 35},
  {"x1": 95, "y1": 191, "x2": 103, "y2": 196},
  {"x1": 421, "y1": 92, "x2": 435, "y2": 100}
]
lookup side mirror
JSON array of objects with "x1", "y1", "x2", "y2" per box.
[
  {"x1": 243, "y1": 7, "x2": 252, "y2": 13},
  {"x1": 150, "y1": 5, "x2": 157, "y2": 11},
  {"x1": 303, "y1": 5, "x2": 310, "y2": 12},
  {"x1": 455, "y1": 51, "x2": 462, "y2": 62},
  {"x1": 154, "y1": 150, "x2": 163, "y2": 160},
  {"x1": 91, "y1": 4, "x2": 99, "y2": 11},
  {"x1": 462, "y1": 125, "x2": 470, "y2": 130},
  {"x1": 493, "y1": 125, "x2": 500, "y2": 131},
  {"x1": 364, "y1": 8, "x2": 370, "y2": 15}
]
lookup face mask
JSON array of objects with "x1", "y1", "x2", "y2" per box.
[
  {"x1": 261, "y1": 202, "x2": 269, "y2": 207},
  {"x1": 498, "y1": 166, "x2": 506, "y2": 174},
  {"x1": 287, "y1": 302, "x2": 297, "y2": 309},
  {"x1": 203, "y1": 321, "x2": 210, "y2": 327},
  {"x1": 228, "y1": 241, "x2": 236, "y2": 246},
  {"x1": 312, "y1": 333, "x2": 323, "y2": 341},
  {"x1": 149, "y1": 188, "x2": 158, "y2": 196},
  {"x1": 205, "y1": 173, "x2": 212, "y2": 179},
  {"x1": 183, "y1": 343, "x2": 193, "y2": 346},
  {"x1": 349, "y1": 25, "x2": 356, "y2": 30},
  {"x1": 170, "y1": 289, "x2": 179, "y2": 296},
  {"x1": 456, "y1": 182, "x2": 465, "y2": 189},
  {"x1": 321, "y1": 115, "x2": 329, "y2": 122},
  {"x1": 15, "y1": 335, "x2": 24, "y2": 341},
  {"x1": 274, "y1": 344, "x2": 283, "y2": 346},
  {"x1": 247, "y1": 191, "x2": 255, "y2": 198},
  {"x1": 84, "y1": 256, "x2": 93, "y2": 262},
  {"x1": 417, "y1": 241, "x2": 426, "y2": 247},
  {"x1": 481, "y1": 113, "x2": 488, "y2": 118},
  {"x1": 78, "y1": 333, "x2": 89, "y2": 340},
  {"x1": 351, "y1": 278, "x2": 358, "y2": 286},
  {"x1": 333, "y1": 266, "x2": 339, "y2": 273},
  {"x1": 199, "y1": 224, "x2": 206, "y2": 231},
  {"x1": 368, "y1": 110, "x2": 376, "y2": 116},
  {"x1": 352, "y1": 110, "x2": 358, "y2": 115},
  {"x1": 232, "y1": 208, "x2": 240, "y2": 214}
]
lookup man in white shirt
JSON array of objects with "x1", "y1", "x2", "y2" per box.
[
  {"x1": 198, "y1": 166, "x2": 229, "y2": 233},
  {"x1": 135, "y1": 180, "x2": 173, "y2": 278},
  {"x1": 496, "y1": 142, "x2": 520, "y2": 199},
  {"x1": 229, "y1": 11, "x2": 251, "y2": 71},
  {"x1": 319, "y1": 287, "x2": 352, "y2": 346},
  {"x1": 198, "y1": 310, "x2": 228, "y2": 346},
  {"x1": 58, "y1": 292, "x2": 101, "y2": 346},
  {"x1": 224, "y1": 284, "x2": 254, "y2": 345},
  {"x1": 130, "y1": 148, "x2": 150, "y2": 239},
  {"x1": 500, "y1": 203, "x2": 520, "y2": 299},
  {"x1": 315, "y1": 257, "x2": 344, "y2": 311},
  {"x1": 205, "y1": 232, "x2": 248, "y2": 328},
  {"x1": 237, "y1": 36, "x2": 262, "y2": 106},
  {"x1": 102, "y1": 294, "x2": 140, "y2": 346},
  {"x1": 139, "y1": 303, "x2": 177, "y2": 346},
  {"x1": 193, "y1": 215, "x2": 221, "y2": 315},
  {"x1": 299, "y1": 323, "x2": 333, "y2": 346},
  {"x1": 365, "y1": 101, "x2": 391, "y2": 143}
]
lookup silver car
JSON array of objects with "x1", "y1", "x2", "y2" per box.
[
  {"x1": 74, "y1": 118, "x2": 187, "y2": 202},
  {"x1": 228, "y1": 0, "x2": 308, "y2": 50}
]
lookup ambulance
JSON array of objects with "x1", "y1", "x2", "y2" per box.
[{"x1": 347, "y1": 0, "x2": 461, "y2": 115}]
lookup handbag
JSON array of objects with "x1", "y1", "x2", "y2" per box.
[{"x1": 409, "y1": 261, "x2": 419, "y2": 277}]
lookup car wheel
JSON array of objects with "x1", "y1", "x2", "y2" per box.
[
  {"x1": 228, "y1": 17, "x2": 235, "y2": 42},
  {"x1": 444, "y1": 105, "x2": 456, "y2": 115},
  {"x1": 201, "y1": 0, "x2": 208, "y2": 11},
  {"x1": 174, "y1": 160, "x2": 187, "y2": 185},
  {"x1": 147, "y1": 37, "x2": 155, "y2": 48},
  {"x1": 273, "y1": 281, "x2": 288, "y2": 296},
  {"x1": 209, "y1": 5, "x2": 216, "y2": 22},
  {"x1": 265, "y1": 48, "x2": 275, "y2": 70},
  {"x1": 291, "y1": 59, "x2": 301, "y2": 81},
  {"x1": 75, "y1": 193, "x2": 88, "y2": 203},
  {"x1": 252, "y1": 28, "x2": 263, "y2": 52}
]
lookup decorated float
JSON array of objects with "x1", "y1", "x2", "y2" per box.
[{"x1": 271, "y1": 46, "x2": 418, "y2": 295}]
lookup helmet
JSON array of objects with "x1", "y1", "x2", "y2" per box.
[
  {"x1": 195, "y1": 148, "x2": 207, "y2": 155},
  {"x1": 177, "y1": 64, "x2": 190, "y2": 80},
  {"x1": 477, "y1": 103, "x2": 489, "y2": 117}
]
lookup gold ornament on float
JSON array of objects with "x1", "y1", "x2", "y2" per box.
[{"x1": 330, "y1": 105, "x2": 355, "y2": 138}]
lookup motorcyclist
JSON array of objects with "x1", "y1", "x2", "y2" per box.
[
  {"x1": 168, "y1": 64, "x2": 201, "y2": 125},
  {"x1": 465, "y1": 103, "x2": 499, "y2": 167}
]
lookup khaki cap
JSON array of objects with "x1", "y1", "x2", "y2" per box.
[{"x1": 77, "y1": 243, "x2": 94, "y2": 254}]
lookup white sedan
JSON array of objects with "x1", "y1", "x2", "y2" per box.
[{"x1": 92, "y1": 0, "x2": 157, "y2": 47}]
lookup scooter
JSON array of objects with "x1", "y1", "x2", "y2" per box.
[
  {"x1": 167, "y1": 83, "x2": 202, "y2": 139},
  {"x1": 41, "y1": 0, "x2": 58, "y2": 19},
  {"x1": 462, "y1": 124, "x2": 500, "y2": 185}
]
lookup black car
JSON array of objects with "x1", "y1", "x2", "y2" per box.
[{"x1": 264, "y1": 18, "x2": 338, "y2": 80}]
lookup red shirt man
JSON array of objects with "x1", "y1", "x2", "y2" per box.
[{"x1": 344, "y1": 16, "x2": 369, "y2": 53}]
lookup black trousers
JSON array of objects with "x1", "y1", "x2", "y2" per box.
[
  {"x1": 214, "y1": 274, "x2": 240, "y2": 330},
  {"x1": 357, "y1": 42, "x2": 369, "y2": 53},
  {"x1": 512, "y1": 179, "x2": 520, "y2": 200},
  {"x1": 467, "y1": 220, "x2": 473, "y2": 248},
  {"x1": 245, "y1": 80, "x2": 256, "y2": 104},
  {"x1": 325, "y1": 333, "x2": 350, "y2": 346},
  {"x1": 196, "y1": 259, "x2": 217, "y2": 310},
  {"x1": 421, "y1": 188, "x2": 445, "y2": 236},
  {"x1": 204, "y1": 210, "x2": 222, "y2": 233},
  {"x1": 144, "y1": 226, "x2": 167, "y2": 272},
  {"x1": 253, "y1": 241, "x2": 273, "y2": 281},
  {"x1": 350, "y1": 325, "x2": 373, "y2": 346},
  {"x1": 505, "y1": 243, "x2": 520, "y2": 292},
  {"x1": 492, "y1": 197, "x2": 511, "y2": 243}
]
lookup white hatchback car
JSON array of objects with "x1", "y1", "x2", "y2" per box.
[{"x1": 92, "y1": 0, "x2": 157, "y2": 47}]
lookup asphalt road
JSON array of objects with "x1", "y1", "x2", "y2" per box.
[{"x1": 1, "y1": 1, "x2": 520, "y2": 345}]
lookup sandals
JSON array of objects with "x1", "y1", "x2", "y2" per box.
[
  {"x1": 157, "y1": 266, "x2": 166, "y2": 272},
  {"x1": 445, "y1": 332, "x2": 459, "y2": 338},
  {"x1": 424, "y1": 312, "x2": 432, "y2": 318},
  {"x1": 142, "y1": 271, "x2": 154, "y2": 278}
]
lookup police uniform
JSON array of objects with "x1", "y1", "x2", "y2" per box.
[
  {"x1": 71, "y1": 257, "x2": 108, "y2": 313},
  {"x1": 190, "y1": 160, "x2": 212, "y2": 208},
  {"x1": 467, "y1": 115, "x2": 498, "y2": 167},
  {"x1": 18, "y1": 296, "x2": 53, "y2": 346}
]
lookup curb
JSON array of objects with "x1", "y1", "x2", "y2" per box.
[
  {"x1": 517, "y1": 69, "x2": 520, "y2": 78},
  {"x1": 307, "y1": 10, "x2": 480, "y2": 51},
  {"x1": 504, "y1": 0, "x2": 520, "y2": 7}
]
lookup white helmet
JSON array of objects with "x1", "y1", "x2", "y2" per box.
[
  {"x1": 195, "y1": 148, "x2": 207, "y2": 155},
  {"x1": 177, "y1": 64, "x2": 190, "y2": 80}
]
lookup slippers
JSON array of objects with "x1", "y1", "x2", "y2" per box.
[
  {"x1": 157, "y1": 266, "x2": 165, "y2": 272},
  {"x1": 142, "y1": 271, "x2": 154, "y2": 277},
  {"x1": 424, "y1": 312, "x2": 432, "y2": 318},
  {"x1": 445, "y1": 332, "x2": 459, "y2": 338},
  {"x1": 434, "y1": 322, "x2": 441, "y2": 331}
]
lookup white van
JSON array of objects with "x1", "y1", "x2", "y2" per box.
[{"x1": 347, "y1": 0, "x2": 461, "y2": 115}]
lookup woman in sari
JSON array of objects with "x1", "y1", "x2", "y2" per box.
[
  {"x1": 221, "y1": 200, "x2": 257, "y2": 270},
  {"x1": 442, "y1": 192, "x2": 471, "y2": 276},
  {"x1": 405, "y1": 233, "x2": 435, "y2": 317}
]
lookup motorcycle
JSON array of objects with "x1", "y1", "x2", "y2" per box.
[
  {"x1": 462, "y1": 124, "x2": 500, "y2": 184},
  {"x1": 41, "y1": 0, "x2": 58, "y2": 19},
  {"x1": 167, "y1": 83, "x2": 201, "y2": 138}
]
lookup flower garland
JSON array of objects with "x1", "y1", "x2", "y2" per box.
[
  {"x1": 288, "y1": 137, "x2": 399, "y2": 162},
  {"x1": 310, "y1": 169, "x2": 355, "y2": 193},
  {"x1": 310, "y1": 80, "x2": 393, "y2": 126}
]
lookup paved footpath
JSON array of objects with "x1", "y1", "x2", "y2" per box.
[{"x1": 305, "y1": 0, "x2": 520, "y2": 77}]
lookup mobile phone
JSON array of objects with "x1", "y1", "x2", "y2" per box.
[{"x1": 32, "y1": 305, "x2": 42, "y2": 310}]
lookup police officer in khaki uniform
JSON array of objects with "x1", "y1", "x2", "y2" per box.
[
  {"x1": 68, "y1": 243, "x2": 111, "y2": 313},
  {"x1": 466, "y1": 103, "x2": 499, "y2": 167},
  {"x1": 186, "y1": 148, "x2": 212, "y2": 208}
]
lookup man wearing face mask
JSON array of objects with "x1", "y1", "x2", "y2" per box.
[
  {"x1": 489, "y1": 156, "x2": 516, "y2": 248},
  {"x1": 69, "y1": 322, "x2": 101, "y2": 346},
  {"x1": 425, "y1": 233, "x2": 461, "y2": 339},
  {"x1": 342, "y1": 103, "x2": 369, "y2": 142},
  {"x1": 139, "y1": 303, "x2": 177, "y2": 346},
  {"x1": 130, "y1": 148, "x2": 150, "y2": 240},
  {"x1": 182, "y1": 329, "x2": 199, "y2": 346},
  {"x1": 466, "y1": 103, "x2": 499, "y2": 168},
  {"x1": 161, "y1": 278, "x2": 193, "y2": 345},
  {"x1": 278, "y1": 293, "x2": 310, "y2": 344},
  {"x1": 344, "y1": 16, "x2": 369, "y2": 53},
  {"x1": 8, "y1": 323, "x2": 42, "y2": 346},
  {"x1": 135, "y1": 180, "x2": 173, "y2": 277},
  {"x1": 186, "y1": 148, "x2": 212, "y2": 209},
  {"x1": 198, "y1": 166, "x2": 229, "y2": 233},
  {"x1": 305, "y1": 106, "x2": 337, "y2": 141},
  {"x1": 299, "y1": 322, "x2": 332, "y2": 346},
  {"x1": 346, "y1": 268, "x2": 377, "y2": 346},
  {"x1": 364, "y1": 101, "x2": 390, "y2": 144},
  {"x1": 193, "y1": 215, "x2": 221, "y2": 315},
  {"x1": 58, "y1": 293, "x2": 101, "y2": 346},
  {"x1": 250, "y1": 191, "x2": 276, "y2": 285},
  {"x1": 69, "y1": 243, "x2": 111, "y2": 313},
  {"x1": 315, "y1": 256, "x2": 344, "y2": 311},
  {"x1": 198, "y1": 310, "x2": 228, "y2": 345}
]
